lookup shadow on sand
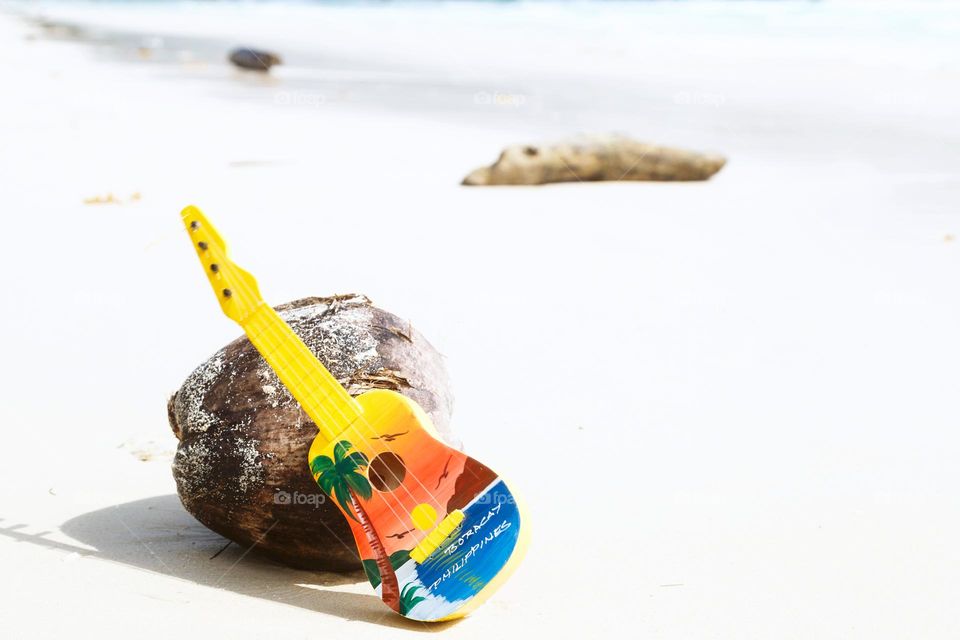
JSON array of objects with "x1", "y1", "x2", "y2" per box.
[{"x1": 0, "y1": 495, "x2": 456, "y2": 631}]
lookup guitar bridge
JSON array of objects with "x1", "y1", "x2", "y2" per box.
[{"x1": 410, "y1": 509, "x2": 465, "y2": 563}]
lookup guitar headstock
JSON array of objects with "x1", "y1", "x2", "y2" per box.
[{"x1": 181, "y1": 205, "x2": 263, "y2": 324}]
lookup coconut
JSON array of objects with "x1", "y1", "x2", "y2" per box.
[{"x1": 167, "y1": 294, "x2": 455, "y2": 571}]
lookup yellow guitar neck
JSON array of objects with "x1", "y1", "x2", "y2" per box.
[
  {"x1": 242, "y1": 304, "x2": 361, "y2": 443},
  {"x1": 181, "y1": 205, "x2": 360, "y2": 445}
]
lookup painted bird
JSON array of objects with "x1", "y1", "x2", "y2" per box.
[
  {"x1": 435, "y1": 455, "x2": 453, "y2": 489},
  {"x1": 373, "y1": 431, "x2": 408, "y2": 443}
]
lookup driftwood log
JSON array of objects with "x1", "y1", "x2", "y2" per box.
[
  {"x1": 167, "y1": 294, "x2": 456, "y2": 571},
  {"x1": 462, "y1": 135, "x2": 726, "y2": 186}
]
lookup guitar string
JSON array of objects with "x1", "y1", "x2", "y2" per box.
[
  {"x1": 240, "y1": 321, "x2": 456, "y2": 622},
  {"x1": 263, "y1": 306, "x2": 486, "y2": 514},
  {"x1": 185, "y1": 214, "x2": 456, "y2": 594},
  {"x1": 206, "y1": 243, "x2": 422, "y2": 551},
  {"x1": 247, "y1": 314, "x2": 439, "y2": 538},
  {"x1": 222, "y1": 268, "x2": 447, "y2": 516},
  {"x1": 250, "y1": 314, "x2": 448, "y2": 514},
  {"x1": 181, "y1": 221, "x2": 357, "y2": 556},
  {"x1": 256, "y1": 314, "x2": 458, "y2": 518},
  {"x1": 194, "y1": 237, "x2": 434, "y2": 536},
  {"x1": 217, "y1": 253, "x2": 454, "y2": 515}
]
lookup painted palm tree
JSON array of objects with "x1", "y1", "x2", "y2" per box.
[{"x1": 310, "y1": 440, "x2": 401, "y2": 612}]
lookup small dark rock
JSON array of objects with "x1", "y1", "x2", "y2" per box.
[{"x1": 228, "y1": 47, "x2": 282, "y2": 72}]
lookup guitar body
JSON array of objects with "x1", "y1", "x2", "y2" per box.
[{"x1": 308, "y1": 390, "x2": 528, "y2": 621}]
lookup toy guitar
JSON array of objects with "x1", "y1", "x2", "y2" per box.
[{"x1": 180, "y1": 206, "x2": 527, "y2": 621}]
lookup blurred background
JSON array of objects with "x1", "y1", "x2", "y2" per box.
[{"x1": 0, "y1": 1, "x2": 958, "y2": 638}]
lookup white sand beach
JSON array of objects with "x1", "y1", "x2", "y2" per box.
[{"x1": 0, "y1": 1, "x2": 959, "y2": 637}]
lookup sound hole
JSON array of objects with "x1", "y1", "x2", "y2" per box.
[{"x1": 368, "y1": 452, "x2": 406, "y2": 492}]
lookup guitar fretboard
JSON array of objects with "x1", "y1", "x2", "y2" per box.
[{"x1": 243, "y1": 303, "x2": 362, "y2": 443}]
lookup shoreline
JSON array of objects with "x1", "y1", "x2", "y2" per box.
[{"x1": 9, "y1": 0, "x2": 960, "y2": 174}]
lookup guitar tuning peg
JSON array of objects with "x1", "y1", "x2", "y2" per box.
[
  {"x1": 198, "y1": 241, "x2": 209, "y2": 250},
  {"x1": 190, "y1": 220, "x2": 200, "y2": 230}
]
